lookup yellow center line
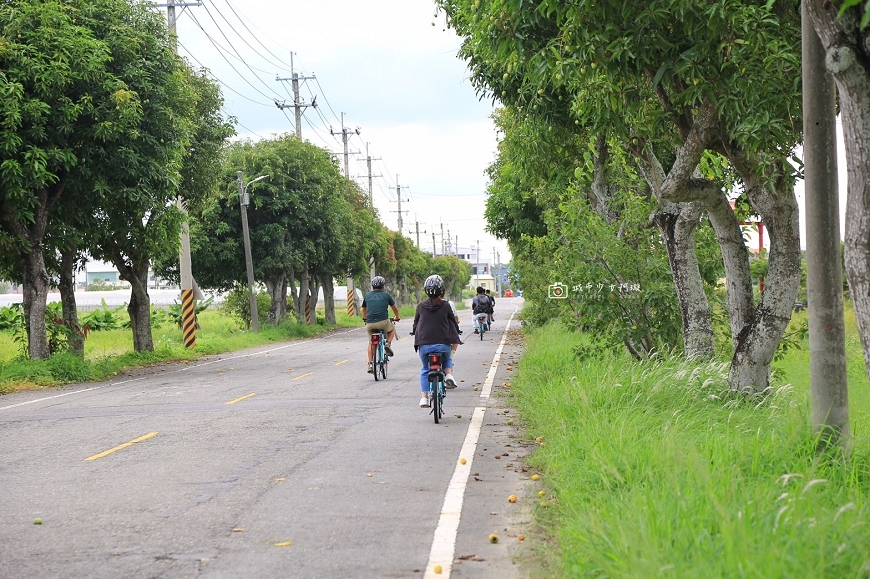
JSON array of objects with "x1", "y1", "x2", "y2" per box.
[
  {"x1": 85, "y1": 432, "x2": 158, "y2": 462},
  {"x1": 292, "y1": 372, "x2": 315, "y2": 381},
  {"x1": 225, "y1": 392, "x2": 256, "y2": 405},
  {"x1": 334, "y1": 360, "x2": 349, "y2": 366}
]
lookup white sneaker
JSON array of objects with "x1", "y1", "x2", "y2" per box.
[
  {"x1": 445, "y1": 374, "x2": 457, "y2": 389},
  {"x1": 419, "y1": 396, "x2": 430, "y2": 408}
]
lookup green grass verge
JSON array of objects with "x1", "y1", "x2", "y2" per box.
[
  {"x1": 513, "y1": 320, "x2": 870, "y2": 578},
  {"x1": 0, "y1": 308, "x2": 363, "y2": 393}
]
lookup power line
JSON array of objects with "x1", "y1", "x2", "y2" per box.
[
  {"x1": 216, "y1": 0, "x2": 297, "y2": 73},
  {"x1": 177, "y1": 40, "x2": 274, "y2": 107}
]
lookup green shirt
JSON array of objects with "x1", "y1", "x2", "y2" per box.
[{"x1": 362, "y1": 290, "x2": 395, "y2": 323}]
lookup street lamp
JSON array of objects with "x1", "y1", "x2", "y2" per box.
[{"x1": 236, "y1": 171, "x2": 269, "y2": 333}]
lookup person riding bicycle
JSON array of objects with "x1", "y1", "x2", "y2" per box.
[
  {"x1": 413, "y1": 275, "x2": 462, "y2": 407},
  {"x1": 362, "y1": 276, "x2": 400, "y2": 374},
  {"x1": 485, "y1": 288, "x2": 496, "y2": 323},
  {"x1": 472, "y1": 286, "x2": 491, "y2": 334}
]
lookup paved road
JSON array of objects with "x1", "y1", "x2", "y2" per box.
[{"x1": 0, "y1": 298, "x2": 531, "y2": 578}]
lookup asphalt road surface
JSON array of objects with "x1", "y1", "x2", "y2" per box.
[{"x1": 0, "y1": 298, "x2": 532, "y2": 578}]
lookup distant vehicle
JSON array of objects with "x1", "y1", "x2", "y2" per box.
[
  {"x1": 516, "y1": 290, "x2": 522, "y2": 297},
  {"x1": 504, "y1": 289, "x2": 513, "y2": 297}
]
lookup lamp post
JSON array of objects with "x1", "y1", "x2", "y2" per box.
[{"x1": 236, "y1": 172, "x2": 269, "y2": 332}]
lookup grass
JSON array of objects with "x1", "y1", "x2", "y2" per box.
[
  {"x1": 0, "y1": 307, "x2": 364, "y2": 393},
  {"x1": 512, "y1": 315, "x2": 870, "y2": 578}
]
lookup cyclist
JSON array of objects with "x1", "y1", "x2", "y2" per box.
[
  {"x1": 472, "y1": 286, "x2": 491, "y2": 334},
  {"x1": 362, "y1": 276, "x2": 400, "y2": 374},
  {"x1": 485, "y1": 288, "x2": 496, "y2": 323},
  {"x1": 413, "y1": 275, "x2": 462, "y2": 407}
]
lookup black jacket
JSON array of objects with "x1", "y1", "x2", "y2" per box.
[{"x1": 413, "y1": 299, "x2": 461, "y2": 349}]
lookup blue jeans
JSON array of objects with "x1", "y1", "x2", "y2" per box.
[{"x1": 418, "y1": 344, "x2": 453, "y2": 393}]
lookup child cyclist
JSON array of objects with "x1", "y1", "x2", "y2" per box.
[
  {"x1": 472, "y1": 286, "x2": 491, "y2": 333},
  {"x1": 412, "y1": 275, "x2": 462, "y2": 408}
]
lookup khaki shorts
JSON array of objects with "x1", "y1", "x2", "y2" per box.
[{"x1": 366, "y1": 319, "x2": 394, "y2": 335}]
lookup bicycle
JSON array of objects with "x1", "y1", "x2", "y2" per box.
[
  {"x1": 370, "y1": 318, "x2": 396, "y2": 381},
  {"x1": 473, "y1": 312, "x2": 488, "y2": 340},
  {"x1": 426, "y1": 352, "x2": 446, "y2": 423}
]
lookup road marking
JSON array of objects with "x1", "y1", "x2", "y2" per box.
[
  {"x1": 0, "y1": 386, "x2": 102, "y2": 411},
  {"x1": 225, "y1": 392, "x2": 256, "y2": 405},
  {"x1": 334, "y1": 359, "x2": 349, "y2": 366},
  {"x1": 85, "y1": 432, "x2": 158, "y2": 461},
  {"x1": 479, "y1": 305, "x2": 517, "y2": 399},
  {"x1": 425, "y1": 407, "x2": 487, "y2": 578},
  {"x1": 292, "y1": 372, "x2": 314, "y2": 381}
]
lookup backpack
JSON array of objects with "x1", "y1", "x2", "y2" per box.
[{"x1": 474, "y1": 294, "x2": 490, "y2": 313}]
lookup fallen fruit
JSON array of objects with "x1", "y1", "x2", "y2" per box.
[
  {"x1": 507, "y1": 419, "x2": 514, "y2": 425},
  {"x1": 518, "y1": 535, "x2": 525, "y2": 541},
  {"x1": 508, "y1": 495, "x2": 518, "y2": 503},
  {"x1": 540, "y1": 501, "x2": 549, "y2": 508},
  {"x1": 434, "y1": 564, "x2": 443, "y2": 574},
  {"x1": 535, "y1": 437, "x2": 544, "y2": 443},
  {"x1": 460, "y1": 458, "x2": 467, "y2": 465},
  {"x1": 33, "y1": 518, "x2": 42, "y2": 525},
  {"x1": 489, "y1": 534, "x2": 499, "y2": 543},
  {"x1": 531, "y1": 474, "x2": 541, "y2": 481},
  {"x1": 473, "y1": 387, "x2": 480, "y2": 391},
  {"x1": 538, "y1": 491, "x2": 546, "y2": 497}
]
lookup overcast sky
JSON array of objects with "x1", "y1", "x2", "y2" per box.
[{"x1": 169, "y1": 0, "x2": 509, "y2": 264}]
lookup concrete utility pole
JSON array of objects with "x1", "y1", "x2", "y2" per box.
[
  {"x1": 432, "y1": 232, "x2": 437, "y2": 257},
  {"x1": 802, "y1": 2, "x2": 849, "y2": 450},
  {"x1": 158, "y1": 0, "x2": 201, "y2": 349},
  {"x1": 363, "y1": 143, "x2": 382, "y2": 207},
  {"x1": 415, "y1": 221, "x2": 422, "y2": 248},
  {"x1": 275, "y1": 53, "x2": 316, "y2": 139},
  {"x1": 391, "y1": 176, "x2": 409, "y2": 232},
  {"x1": 330, "y1": 112, "x2": 360, "y2": 178},
  {"x1": 441, "y1": 223, "x2": 446, "y2": 256}
]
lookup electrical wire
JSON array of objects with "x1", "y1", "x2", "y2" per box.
[
  {"x1": 195, "y1": 5, "x2": 284, "y2": 101},
  {"x1": 178, "y1": 40, "x2": 274, "y2": 107},
  {"x1": 205, "y1": 0, "x2": 295, "y2": 75},
  {"x1": 216, "y1": 0, "x2": 297, "y2": 74}
]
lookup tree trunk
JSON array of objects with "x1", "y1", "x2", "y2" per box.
[
  {"x1": 805, "y1": 1, "x2": 870, "y2": 385},
  {"x1": 20, "y1": 246, "x2": 50, "y2": 360},
  {"x1": 120, "y1": 259, "x2": 153, "y2": 352},
  {"x1": 264, "y1": 272, "x2": 288, "y2": 326},
  {"x1": 725, "y1": 155, "x2": 801, "y2": 392},
  {"x1": 322, "y1": 275, "x2": 336, "y2": 324},
  {"x1": 298, "y1": 268, "x2": 310, "y2": 324},
  {"x1": 703, "y1": 190, "x2": 754, "y2": 350},
  {"x1": 287, "y1": 269, "x2": 300, "y2": 323},
  {"x1": 309, "y1": 270, "x2": 320, "y2": 325},
  {"x1": 652, "y1": 201, "x2": 716, "y2": 359},
  {"x1": 58, "y1": 246, "x2": 84, "y2": 356}
]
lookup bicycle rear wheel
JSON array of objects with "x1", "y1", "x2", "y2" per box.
[
  {"x1": 372, "y1": 348, "x2": 380, "y2": 381},
  {"x1": 433, "y1": 380, "x2": 441, "y2": 423},
  {"x1": 380, "y1": 356, "x2": 388, "y2": 379}
]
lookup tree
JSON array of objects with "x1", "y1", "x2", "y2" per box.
[{"x1": 438, "y1": 0, "x2": 803, "y2": 391}]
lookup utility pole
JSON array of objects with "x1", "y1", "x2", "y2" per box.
[
  {"x1": 475, "y1": 240, "x2": 481, "y2": 288},
  {"x1": 802, "y1": 2, "x2": 849, "y2": 450},
  {"x1": 415, "y1": 221, "x2": 422, "y2": 248},
  {"x1": 275, "y1": 53, "x2": 316, "y2": 139},
  {"x1": 362, "y1": 143, "x2": 382, "y2": 207},
  {"x1": 158, "y1": 0, "x2": 201, "y2": 349},
  {"x1": 330, "y1": 112, "x2": 360, "y2": 178},
  {"x1": 441, "y1": 223, "x2": 446, "y2": 256},
  {"x1": 237, "y1": 172, "x2": 268, "y2": 333},
  {"x1": 497, "y1": 251, "x2": 502, "y2": 295},
  {"x1": 391, "y1": 176, "x2": 409, "y2": 232},
  {"x1": 432, "y1": 232, "x2": 437, "y2": 257}
]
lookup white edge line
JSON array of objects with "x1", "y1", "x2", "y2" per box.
[
  {"x1": 479, "y1": 305, "x2": 518, "y2": 399},
  {"x1": 0, "y1": 386, "x2": 103, "y2": 411},
  {"x1": 424, "y1": 406, "x2": 487, "y2": 579},
  {"x1": 423, "y1": 300, "x2": 520, "y2": 577},
  {"x1": 0, "y1": 326, "x2": 367, "y2": 411}
]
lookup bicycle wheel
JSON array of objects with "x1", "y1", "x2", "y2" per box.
[
  {"x1": 372, "y1": 346, "x2": 380, "y2": 382},
  {"x1": 380, "y1": 356, "x2": 388, "y2": 379},
  {"x1": 480, "y1": 322, "x2": 485, "y2": 340},
  {"x1": 433, "y1": 379, "x2": 441, "y2": 423}
]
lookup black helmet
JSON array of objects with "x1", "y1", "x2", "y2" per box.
[
  {"x1": 371, "y1": 276, "x2": 386, "y2": 289},
  {"x1": 424, "y1": 274, "x2": 444, "y2": 298}
]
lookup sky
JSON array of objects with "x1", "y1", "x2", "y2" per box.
[{"x1": 167, "y1": 0, "x2": 509, "y2": 265}]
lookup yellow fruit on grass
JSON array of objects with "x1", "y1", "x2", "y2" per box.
[
  {"x1": 508, "y1": 495, "x2": 518, "y2": 503},
  {"x1": 538, "y1": 491, "x2": 546, "y2": 497},
  {"x1": 531, "y1": 474, "x2": 541, "y2": 481}
]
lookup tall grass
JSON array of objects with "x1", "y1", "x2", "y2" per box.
[{"x1": 514, "y1": 322, "x2": 870, "y2": 578}]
